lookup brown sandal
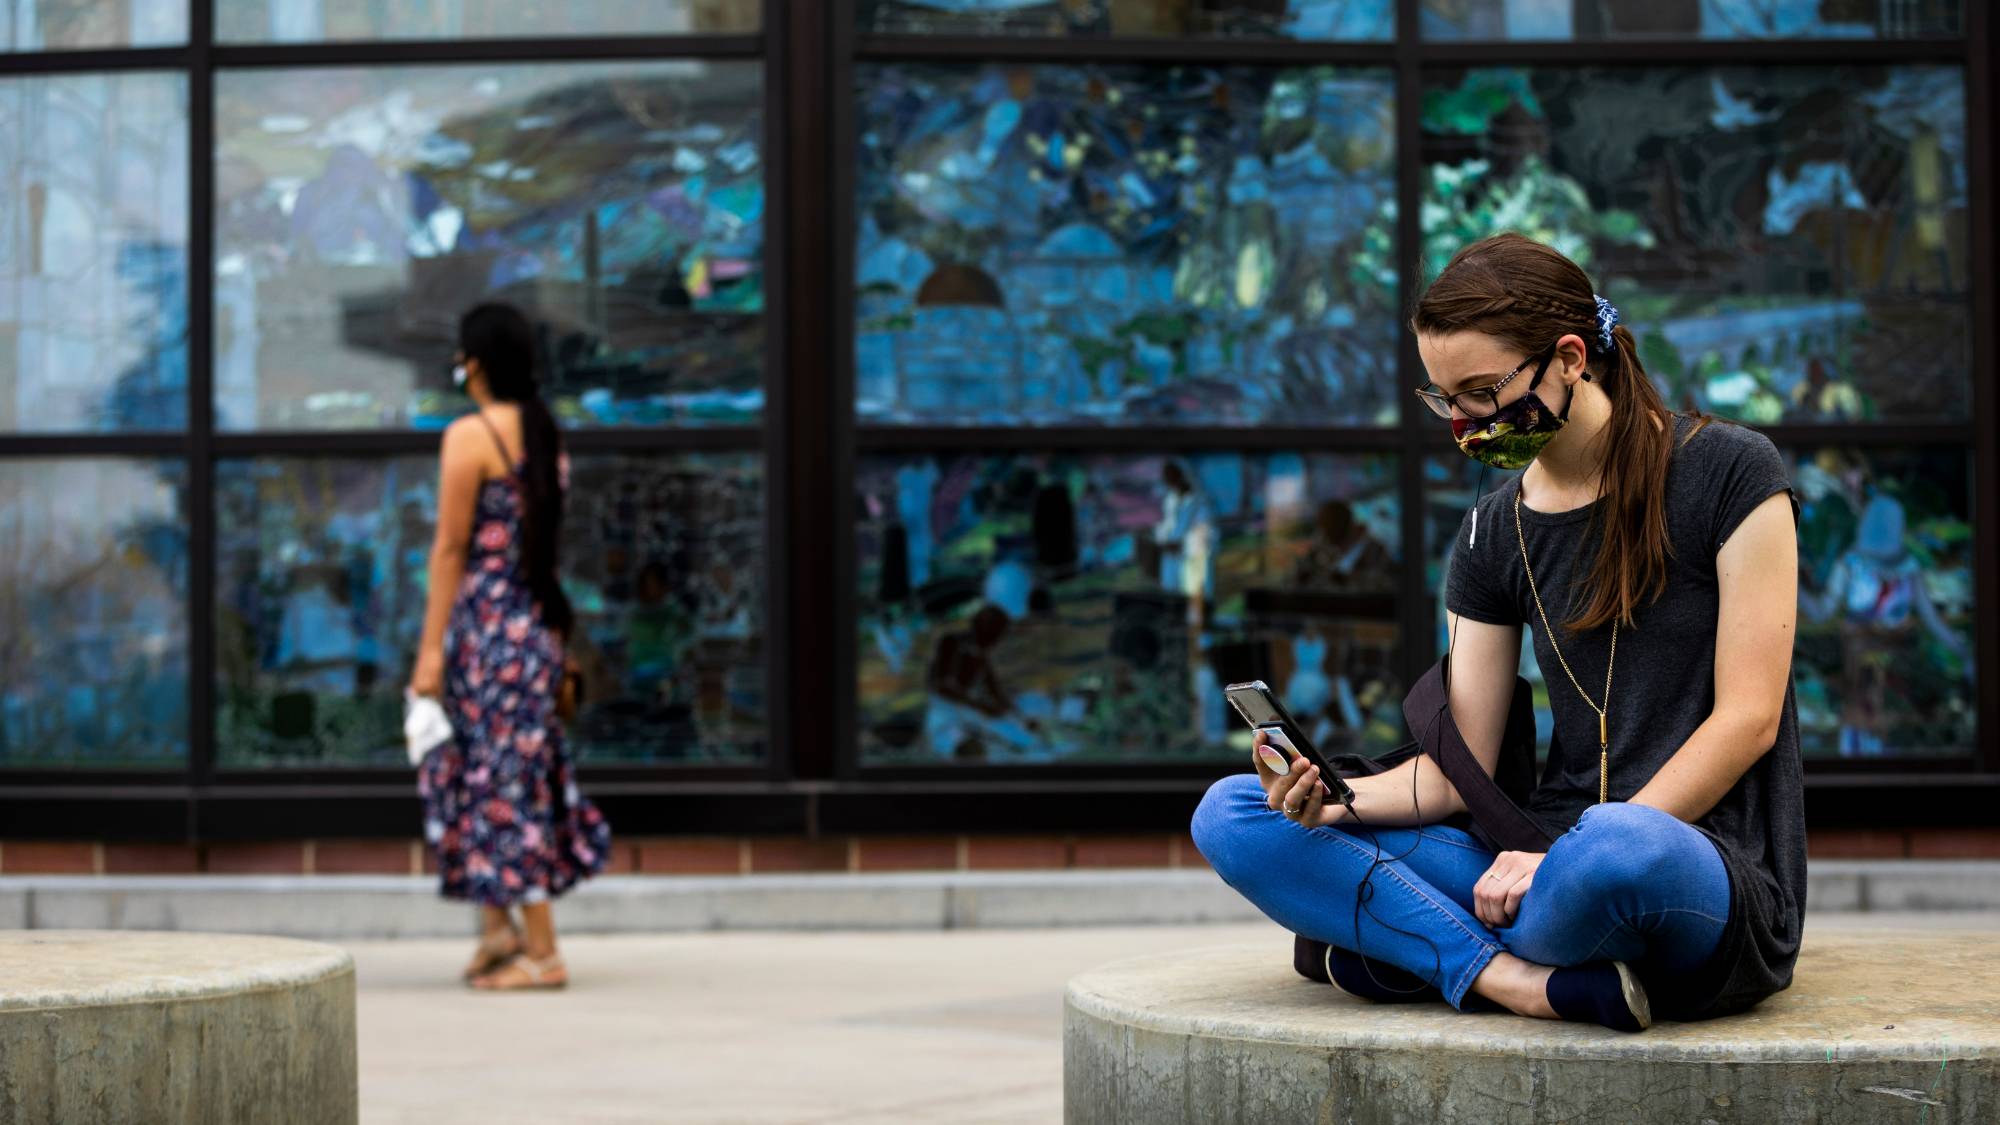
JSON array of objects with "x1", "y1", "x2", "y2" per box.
[
  {"x1": 472, "y1": 953, "x2": 568, "y2": 991},
  {"x1": 462, "y1": 928, "x2": 523, "y2": 982}
]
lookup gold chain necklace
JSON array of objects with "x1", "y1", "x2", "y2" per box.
[{"x1": 1513, "y1": 488, "x2": 1618, "y2": 804}]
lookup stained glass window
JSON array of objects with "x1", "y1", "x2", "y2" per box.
[
  {"x1": 857, "y1": 451, "x2": 1401, "y2": 765},
  {"x1": 215, "y1": 452, "x2": 765, "y2": 767},
  {"x1": 0, "y1": 72, "x2": 188, "y2": 432},
  {"x1": 1422, "y1": 448, "x2": 1978, "y2": 760},
  {"x1": 217, "y1": 0, "x2": 759, "y2": 43},
  {"x1": 1421, "y1": 0, "x2": 1961, "y2": 39},
  {"x1": 0, "y1": 458, "x2": 188, "y2": 766},
  {"x1": 856, "y1": 64, "x2": 1399, "y2": 427},
  {"x1": 1792, "y1": 446, "x2": 1974, "y2": 758},
  {"x1": 1423, "y1": 65, "x2": 1969, "y2": 424},
  {"x1": 859, "y1": 0, "x2": 1393, "y2": 40},
  {"x1": 1, "y1": 1, "x2": 185, "y2": 50},
  {"x1": 214, "y1": 61, "x2": 764, "y2": 431}
]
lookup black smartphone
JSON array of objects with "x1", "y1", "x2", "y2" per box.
[{"x1": 1224, "y1": 680, "x2": 1356, "y2": 806}]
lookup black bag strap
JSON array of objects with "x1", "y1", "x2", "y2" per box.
[
  {"x1": 472, "y1": 411, "x2": 520, "y2": 477},
  {"x1": 1401, "y1": 656, "x2": 1554, "y2": 854}
]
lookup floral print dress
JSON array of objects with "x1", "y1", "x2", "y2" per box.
[{"x1": 419, "y1": 442, "x2": 610, "y2": 907}]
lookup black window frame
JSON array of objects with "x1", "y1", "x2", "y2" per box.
[{"x1": 0, "y1": 0, "x2": 1993, "y2": 840}]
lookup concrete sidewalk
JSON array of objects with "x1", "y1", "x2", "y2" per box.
[
  {"x1": 352, "y1": 913, "x2": 2000, "y2": 1125},
  {"x1": 10, "y1": 861, "x2": 2000, "y2": 938}
]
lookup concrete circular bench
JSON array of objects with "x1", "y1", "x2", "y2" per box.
[
  {"x1": 1066, "y1": 928, "x2": 1997, "y2": 1124},
  {"x1": 0, "y1": 931, "x2": 356, "y2": 1125}
]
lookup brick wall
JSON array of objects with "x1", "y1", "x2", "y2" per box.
[{"x1": 0, "y1": 829, "x2": 1994, "y2": 875}]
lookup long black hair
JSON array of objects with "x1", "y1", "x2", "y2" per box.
[{"x1": 459, "y1": 303, "x2": 573, "y2": 637}]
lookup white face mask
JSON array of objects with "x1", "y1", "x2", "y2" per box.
[{"x1": 452, "y1": 363, "x2": 470, "y2": 388}]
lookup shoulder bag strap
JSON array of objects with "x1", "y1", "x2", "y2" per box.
[{"x1": 1401, "y1": 657, "x2": 1555, "y2": 854}]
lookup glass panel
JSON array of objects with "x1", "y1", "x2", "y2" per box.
[
  {"x1": 2, "y1": 1, "x2": 186, "y2": 50},
  {"x1": 0, "y1": 72, "x2": 189, "y2": 432},
  {"x1": 856, "y1": 64, "x2": 1399, "y2": 427},
  {"x1": 215, "y1": 61, "x2": 764, "y2": 431},
  {"x1": 218, "y1": 0, "x2": 758, "y2": 43},
  {"x1": 1422, "y1": 0, "x2": 1960, "y2": 39},
  {"x1": 857, "y1": 451, "x2": 1401, "y2": 765},
  {"x1": 216, "y1": 452, "x2": 765, "y2": 767},
  {"x1": 1793, "y1": 446, "x2": 1974, "y2": 758},
  {"x1": 564, "y1": 452, "x2": 766, "y2": 764},
  {"x1": 859, "y1": 0, "x2": 1392, "y2": 40},
  {"x1": 1422, "y1": 449, "x2": 1978, "y2": 760},
  {"x1": 0, "y1": 458, "x2": 187, "y2": 766},
  {"x1": 1422, "y1": 65, "x2": 1969, "y2": 423}
]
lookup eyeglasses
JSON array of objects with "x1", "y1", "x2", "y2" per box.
[{"x1": 1415, "y1": 343, "x2": 1556, "y2": 421}]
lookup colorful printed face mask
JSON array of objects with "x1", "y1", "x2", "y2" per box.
[{"x1": 1450, "y1": 353, "x2": 1572, "y2": 471}]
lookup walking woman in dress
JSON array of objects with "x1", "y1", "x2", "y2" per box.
[
  {"x1": 1194, "y1": 233, "x2": 1806, "y2": 1031},
  {"x1": 409, "y1": 302, "x2": 611, "y2": 990}
]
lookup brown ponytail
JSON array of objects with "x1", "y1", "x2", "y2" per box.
[{"x1": 1412, "y1": 233, "x2": 1697, "y2": 631}]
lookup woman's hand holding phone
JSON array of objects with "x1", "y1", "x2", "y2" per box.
[{"x1": 1252, "y1": 731, "x2": 1350, "y2": 829}]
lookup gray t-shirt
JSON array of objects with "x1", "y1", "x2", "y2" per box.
[{"x1": 1446, "y1": 415, "x2": 1805, "y2": 1020}]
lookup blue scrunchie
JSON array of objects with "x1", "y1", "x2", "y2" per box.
[{"x1": 1593, "y1": 294, "x2": 1621, "y2": 354}]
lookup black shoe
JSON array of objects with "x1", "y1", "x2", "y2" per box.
[
  {"x1": 1328, "y1": 946, "x2": 1443, "y2": 1003},
  {"x1": 1545, "y1": 961, "x2": 1652, "y2": 1032},
  {"x1": 1293, "y1": 935, "x2": 1440, "y2": 1002}
]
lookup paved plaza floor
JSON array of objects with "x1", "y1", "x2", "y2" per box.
[{"x1": 352, "y1": 913, "x2": 2000, "y2": 1125}]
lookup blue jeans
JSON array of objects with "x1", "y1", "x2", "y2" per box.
[{"x1": 1191, "y1": 774, "x2": 1730, "y2": 1009}]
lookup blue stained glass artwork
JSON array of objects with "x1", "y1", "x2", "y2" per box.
[
  {"x1": 218, "y1": 0, "x2": 759, "y2": 43},
  {"x1": 860, "y1": 0, "x2": 1393, "y2": 40},
  {"x1": 1791, "y1": 447, "x2": 1974, "y2": 758},
  {"x1": 1423, "y1": 64, "x2": 1969, "y2": 424},
  {"x1": 0, "y1": 458, "x2": 188, "y2": 766},
  {"x1": 857, "y1": 63, "x2": 1400, "y2": 427},
  {"x1": 1421, "y1": 0, "x2": 1960, "y2": 39},
  {"x1": 1424, "y1": 447, "x2": 1977, "y2": 759},
  {"x1": 0, "y1": 71, "x2": 189, "y2": 432},
  {"x1": 2, "y1": 1, "x2": 185, "y2": 50},
  {"x1": 857, "y1": 451, "x2": 1402, "y2": 765},
  {"x1": 216, "y1": 453, "x2": 766, "y2": 767},
  {"x1": 215, "y1": 61, "x2": 764, "y2": 431}
]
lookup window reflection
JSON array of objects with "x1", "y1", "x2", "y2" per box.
[
  {"x1": 0, "y1": 71, "x2": 188, "y2": 432},
  {"x1": 1, "y1": 1, "x2": 185, "y2": 51},
  {"x1": 1792, "y1": 447, "x2": 1974, "y2": 758},
  {"x1": 1421, "y1": 0, "x2": 1960, "y2": 39},
  {"x1": 218, "y1": 0, "x2": 760, "y2": 43},
  {"x1": 1423, "y1": 65, "x2": 1969, "y2": 423},
  {"x1": 215, "y1": 61, "x2": 764, "y2": 431},
  {"x1": 857, "y1": 452, "x2": 1402, "y2": 765},
  {"x1": 857, "y1": 64, "x2": 1398, "y2": 427},
  {"x1": 0, "y1": 459, "x2": 187, "y2": 766},
  {"x1": 860, "y1": 0, "x2": 1392, "y2": 39},
  {"x1": 216, "y1": 453, "x2": 765, "y2": 767}
]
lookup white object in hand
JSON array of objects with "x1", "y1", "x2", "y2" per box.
[{"x1": 404, "y1": 691, "x2": 453, "y2": 767}]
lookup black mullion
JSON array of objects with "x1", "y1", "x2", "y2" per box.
[
  {"x1": 762, "y1": 0, "x2": 797, "y2": 783},
  {"x1": 0, "y1": 46, "x2": 191, "y2": 75},
  {"x1": 1969, "y1": 1, "x2": 1998, "y2": 773},
  {"x1": 207, "y1": 427, "x2": 764, "y2": 458},
  {"x1": 1394, "y1": 0, "x2": 1430, "y2": 688},
  {"x1": 854, "y1": 426, "x2": 1408, "y2": 452},
  {"x1": 1417, "y1": 39, "x2": 1964, "y2": 67},
  {"x1": 1750, "y1": 423, "x2": 1976, "y2": 448},
  {"x1": 186, "y1": 0, "x2": 216, "y2": 821},
  {"x1": 209, "y1": 34, "x2": 762, "y2": 69},
  {"x1": 0, "y1": 434, "x2": 189, "y2": 458},
  {"x1": 831, "y1": 0, "x2": 862, "y2": 781},
  {"x1": 854, "y1": 34, "x2": 1394, "y2": 66}
]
